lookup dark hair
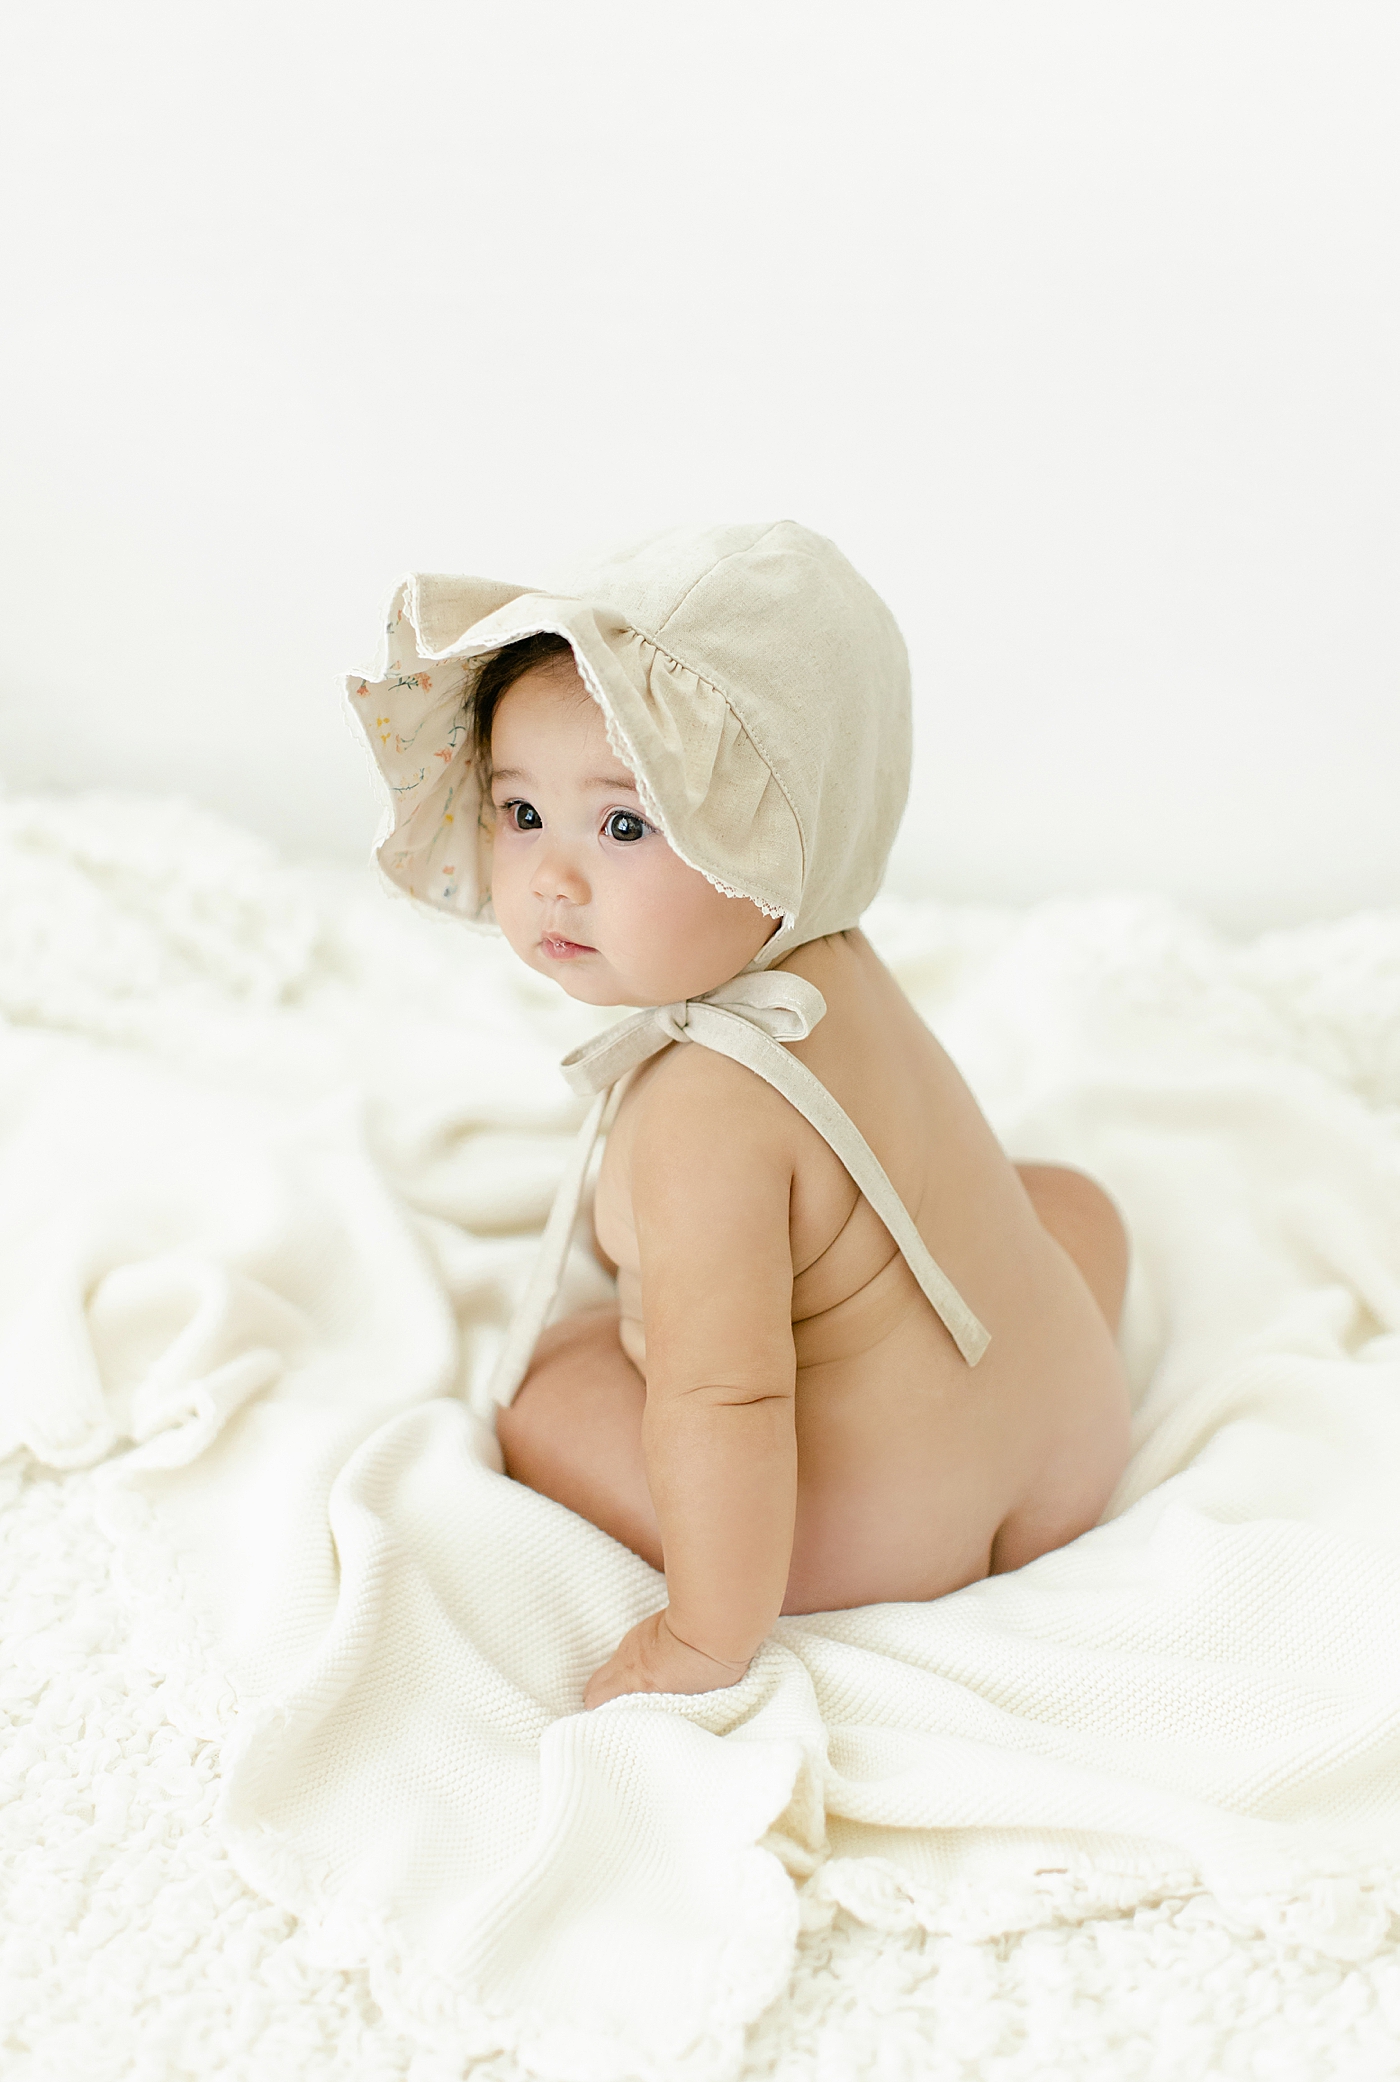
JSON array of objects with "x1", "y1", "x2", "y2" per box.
[{"x1": 467, "y1": 631, "x2": 576, "y2": 781}]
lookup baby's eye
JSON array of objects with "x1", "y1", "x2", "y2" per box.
[
  {"x1": 503, "y1": 800, "x2": 542, "y2": 832},
  {"x1": 603, "y1": 810, "x2": 649, "y2": 844}
]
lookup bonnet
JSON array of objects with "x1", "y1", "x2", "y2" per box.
[
  {"x1": 348, "y1": 519, "x2": 911, "y2": 967},
  {"x1": 348, "y1": 521, "x2": 988, "y2": 1401}
]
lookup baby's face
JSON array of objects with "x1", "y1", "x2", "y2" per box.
[{"x1": 487, "y1": 657, "x2": 777, "y2": 1007}]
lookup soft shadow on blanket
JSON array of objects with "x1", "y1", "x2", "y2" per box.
[{"x1": 3, "y1": 794, "x2": 1400, "y2": 2082}]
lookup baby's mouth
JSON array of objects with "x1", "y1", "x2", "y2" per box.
[{"x1": 540, "y1": 933, "x2": 596, "y2": 961}]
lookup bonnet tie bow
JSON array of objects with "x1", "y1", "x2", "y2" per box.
[
  {"x1": 488, "y1": 972, "x2": 990, "y2": 1409},
  {"x1": 558, "y1": 970, "x2": 830, "y2": 1096}
]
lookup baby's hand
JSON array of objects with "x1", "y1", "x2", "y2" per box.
[{"x1": 583, "y1": 1610, "x2": 751, "y2": 1709}]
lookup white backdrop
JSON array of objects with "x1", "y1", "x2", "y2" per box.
[{"x1": 1, "y1": 1, "x2": 1396, "y2": 931}]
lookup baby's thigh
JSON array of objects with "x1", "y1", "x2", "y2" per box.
[
  {"x1": 1015, "y1": 1162, "x2": 1129, "y2": 1332},
  {"x1": 496, "y1": 1309, "x2": 662, "y2": 1569}
]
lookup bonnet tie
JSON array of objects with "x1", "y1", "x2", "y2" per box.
[{"x1": 487, "y1": 972, "x2": 990, "y2": 1409}]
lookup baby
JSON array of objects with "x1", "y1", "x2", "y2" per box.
[{"x1": 351, "y1": 522, "x2": 1131, "y2": 1712}]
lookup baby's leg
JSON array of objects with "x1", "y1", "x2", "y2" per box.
[
  {"x1": 496, "y1": 1308, "x2": 663, "y2": 1568},
  {"x1": 1015, "y1": 1163, "x2": 1129, "y2": 1333}
]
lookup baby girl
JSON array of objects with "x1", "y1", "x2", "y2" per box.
[{"x1": 353, "y1": 522, "x2": 1131, "y2": 1712}]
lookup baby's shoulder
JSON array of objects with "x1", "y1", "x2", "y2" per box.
[
  {"x1": 618, "y1": 1038, "x2": 801, "y2": 1178},
  {"x1": 606, "y1": 1041, "x2": 801, "y2": 1252}
]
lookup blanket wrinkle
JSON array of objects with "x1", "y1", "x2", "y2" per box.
[
  {"x1": 7, "y1": 797, "x2": 1400, "y2": 2079},
  {"x1": 88, "y1": 1254, "x2": 311, "y2": 1452}
]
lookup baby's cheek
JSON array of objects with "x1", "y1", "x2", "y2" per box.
[
  {"x1": 619, "y1": 874, "x2": 700, "y2": 974},
  {"x1": 487, "y1": 849, "x2": 528, "y2": 945}
]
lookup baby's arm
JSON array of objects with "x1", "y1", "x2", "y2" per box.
[{"x1": 582, "y1": 1054, "x2": 798, "y2": 1707}]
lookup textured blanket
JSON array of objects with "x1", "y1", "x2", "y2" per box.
[{"x1": 4, "y1": 794, "x2": 1400, "y2": 2082}]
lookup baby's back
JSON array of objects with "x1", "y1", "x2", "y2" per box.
[{"x1": 593, "y1": 931, "x2": 1129, "y2": 1611}]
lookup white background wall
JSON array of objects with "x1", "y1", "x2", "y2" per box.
[{"x1": 2, "y1": 1, "x2": 1396, "y2": 931}]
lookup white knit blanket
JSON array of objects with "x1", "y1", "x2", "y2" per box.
[{"x1": 4, "y1": 794, "x2": 1400, "y2": 2082}]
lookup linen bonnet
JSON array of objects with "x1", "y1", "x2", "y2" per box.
[{"x1": 346, "y1": 519, "x2": 912, "y2": 971}]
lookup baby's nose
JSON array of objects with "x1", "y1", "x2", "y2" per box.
[{"x1": 530, "y1": 841, "x2": 590, "y2": 905}]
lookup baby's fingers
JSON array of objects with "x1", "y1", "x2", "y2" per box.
[
  {"x1": 582, "y1": 1659, "x2": 626, "y2": 1710},
  {"x1": 583, "y1": 1639, "x2": 646, "y2": 1709}
]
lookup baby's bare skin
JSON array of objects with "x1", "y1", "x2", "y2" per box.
[
  {"x1": 501, "y1": 931, "x2": 1130, "y2": 1635},
  {"x1": 485, "y1": 654, "x2": 1131, "y2": 1706}
]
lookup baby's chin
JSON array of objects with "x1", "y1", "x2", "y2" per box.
[{"x1": 528, "y1": 948, "x2": 718, "y2": 1011}]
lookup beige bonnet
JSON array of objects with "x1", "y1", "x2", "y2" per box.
[{"x1": 345, "y1": 519, "x2": 912, "y2": 971}]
